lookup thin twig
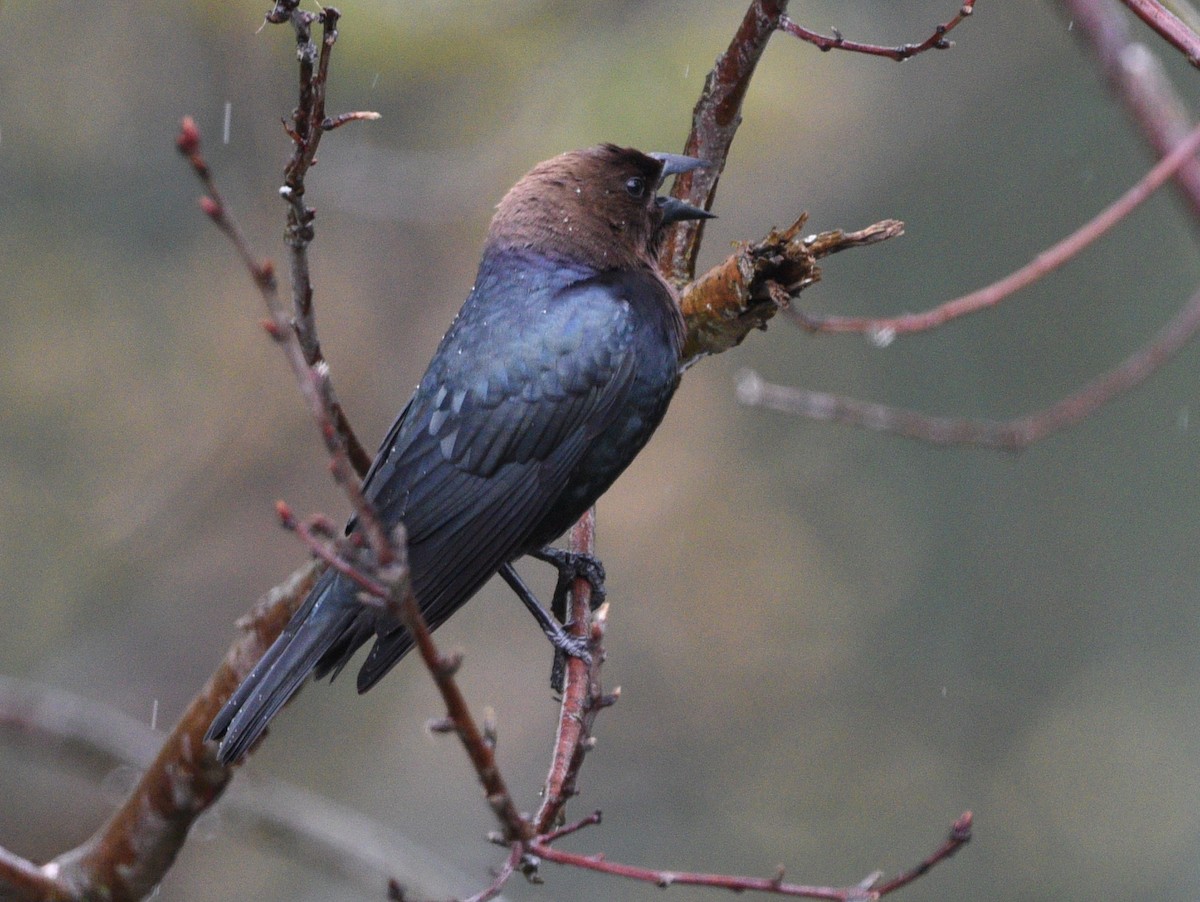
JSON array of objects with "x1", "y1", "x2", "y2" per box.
[
  {"x1": 533, "y1": 508, "x2": 608, "y2": 837},
  {"x1": 278, "y1": 7, "x2": 375, "y2": 474},
  {"x1": 792, "y1": 120, "x2": 1200, "y2": 337},
  {"x1": 873, "y1": 811, "x2": 973, "y2": 896},
  {"x1": 779, "y1": 1, "x2": 975, "y2": 61},
  {"x1": 276, "y1": 501, "x2": 391, "y2": 599},
  {"x1": 182, "y1": 49, "x2": 528, "y2": 852},
  {"x1": 394, "y1": 578, "x2": 531, "y2": 844},
  {"x1": 177, "y1": 116, "x2": 391, "y2": 564},
  {"x1": 459, "y1": 843, "x2": 522, "y2": 902},
  {"x1": 527, "y1": 810, "x2": 970, "y2": 899},
  {"x1": 740, "y1": 272, "x2": 1200, "y2": 449}
]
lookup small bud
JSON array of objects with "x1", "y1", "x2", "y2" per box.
[
  {"x1": 176, "y1": 116, "x2": 201, "y2": 156},
  {"x1": 198, "y1": 196, "x2": 221, "y2": 220}
]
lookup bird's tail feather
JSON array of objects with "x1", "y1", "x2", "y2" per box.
[{"x1": 207, "y1": 571, "x2": 362, "y2": 764}]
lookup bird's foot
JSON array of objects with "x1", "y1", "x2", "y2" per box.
[
  {"x1": 532, "y1": 546, "x2": 606, "y2": 693},
  {"x1": 532, "y1": 546, "x2": 607, "y2": 611}
]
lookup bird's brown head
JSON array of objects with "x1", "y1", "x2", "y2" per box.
[{"x1": 487, "y1": 144, "x2": 711, "y2": 272}]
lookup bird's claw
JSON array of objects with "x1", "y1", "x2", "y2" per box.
[{"x1": 534, "y1": 546, "x2": 607, "y2": 610}]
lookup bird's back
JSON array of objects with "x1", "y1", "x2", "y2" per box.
[{"x1": 346, "y1": 246, "x2": 683, "y2": 689}]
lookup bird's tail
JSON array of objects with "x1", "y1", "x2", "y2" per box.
[{"x1": 206, "y1": 569, "x2": 367, "y2": 764}]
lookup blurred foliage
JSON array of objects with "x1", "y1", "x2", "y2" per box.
[{"x1": 2, "y1": 2, "x2": 1200, "y2": 900}]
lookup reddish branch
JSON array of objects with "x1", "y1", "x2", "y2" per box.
[
  {"x1": 779, "y1": 1, "x2": 976, "y2": 61},
  {"x1": 532, "y1": 509, "x2": 611, "y2": 837},
  {"x1": 0, "y1": 4, "x2": 988, "y2": 901},
  {"x1": 660, "y1": 0, "x2": 790, "y2": 282},
  {"x1": 1120, "y1": 0, "x2": 1200, "y2": 66},
  {"x1": 525, "y1": 811, "x2": 972, "y2": 900},
  {"x1": 793, "y1": 120, "x2": 1200, "y2": 337},
  {"x1": 741, "y1": 271, "x2": 1200, "y2": 450},
  {"x1": 179, "y1": 114, "x2": 391, "y2": 562},
  {"x1": 743, "y1": 2, "x2": 1200, "y2": 447},
  {"x1": 1062, "y1": 0, "x2": 1200, "y2": 217}
]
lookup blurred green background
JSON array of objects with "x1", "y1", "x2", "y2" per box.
[{"x1": 2, "y1": 1, "x2": 1200, "y2": 899}]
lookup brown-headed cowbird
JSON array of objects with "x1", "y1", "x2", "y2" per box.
[{"x1": 207, "y1": 145, "x2": 712, "y2": 763}]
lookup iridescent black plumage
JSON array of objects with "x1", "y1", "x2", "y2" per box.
[{"x1": 208, "y1": 146, "x2": 710, "y2": 763}]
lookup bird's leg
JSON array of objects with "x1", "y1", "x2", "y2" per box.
[
  {"x1": 530, "y1": 546, "x2": 607, "y2": 692},
  {"x1": 497, "y1": 564, "x2": 592, "y2": 668}
]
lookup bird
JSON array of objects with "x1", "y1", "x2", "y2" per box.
[{"x1": 206, "y1": 144, "x2": 713, "y2": 764}]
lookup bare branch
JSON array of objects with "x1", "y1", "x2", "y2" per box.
[
  {"x1": 659, "y1": 0, "x2": 791, "y2": 283},
  {"x1": 278, "y1": 7, "x2": 376, "y2": 474},
  {"x1": 1062, "y1": 0, "x2": 1200, "y2": 218},
  {"x1": 740, "y1": 274, "x2": 1200, "y2": 449},
  {"x1": 532, "y1": 509, "x2": 609, "y2": 837},
  {"x1": 177, "y1": 115, "x2": 390, "y2": 564},
  {"x1": 0, "y1": 564, "x2": 318, "y2": 902},
  {"x1": 793, "y1": 121, "x2": 1200, "y2": 337},
  {"x1": 525, "y1": 810, "x2": 971, "y2": 900},
  {"x1": 1119, "y1": 0, "x2": 1200, "y2": 66},
  {"x1": 779, "y1": 1, "x2": 976, "y2": 61}
]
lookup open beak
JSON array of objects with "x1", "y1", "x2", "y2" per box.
[
  {"x1": 648, "y1": 152, "x2": 714, "y2": 223},
  {"x1": 656, "y1": 196, "x2": 715, "y2": 223},
  {"x1": 649, "y1": 151, "x2": 709, "y2": 179}
]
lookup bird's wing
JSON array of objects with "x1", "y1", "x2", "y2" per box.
[{"x1": 351, "y1": 271, "x2": 649, "y2": 690}]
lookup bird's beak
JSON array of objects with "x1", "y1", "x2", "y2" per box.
[
  {"x1": 656, "y1": 196, "x2": 716, "y2": 223},
  {"x1": 648, "y1": 151, "x2": 709, "y2": 179},
  {"x1": 648, "y1": 153, "x2": 713, "y2": 222}
]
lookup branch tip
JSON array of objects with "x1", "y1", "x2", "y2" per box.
[{"x1": 176, "y1": 115, "x2": 201, "y2": 156}]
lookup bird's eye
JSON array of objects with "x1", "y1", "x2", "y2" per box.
[{"x1": 625, "y1": 176, "x2": 647, "y2": 198}]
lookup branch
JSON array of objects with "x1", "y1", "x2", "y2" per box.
[
  {"x1": 792, "y1": 120, "x2": 1200, "y2": 337},
  {"x1": 181, "y1": 16, "x2": 528, "y2": 851},
  {"x1": 740, "y1": 273, "x2": 1200, "y2": 449},
  {"x1": 680, "y1": 217, "x2": 905, "y2": 364},
  {"x1": 659, "y1": 1, "x2": 979, "y2": 284},
  {"x1": 0, "y1": 564, "x2": 319, "y2": 902},
  {"x1": 0, "y1": 674, "x2": 489, "y2": 900},
  {"x1": 532, "y1": 508, "x2": 613, "y2": 837},
  {"x1": 1120, "y1": 0, "x2": 1200, "y2": 66},
  {"x1": 779, "y1": 1, "x2": 976, "y2": 61},
  {"x1": 1062, "y1": 0, "x2": 1200, "y2": 218},
  {"x1": 524, "y1": 810, "x2": 971, "y2": 900},
  {"x1": 277, "y1": 5, "x2": 376, "y2": 474},
  {"x1": 178, "y1": 113, "x2": 391, "y2": 565},
  {"x1": 660, "y1": 0, "x2": 791, "y2": 283}
]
